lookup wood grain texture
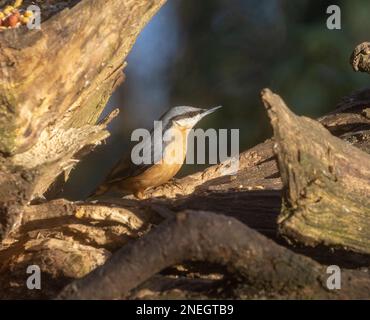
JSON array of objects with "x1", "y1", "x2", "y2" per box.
[
  {"x1": 0, "y1": 0, "x2": 166, "y2": 155},
  {"x1": 262, "y1": 88, "x2": 370, "y2": 255},
  {"x1": 0, "y1": 0, "x2": 166, "y2": 199}
]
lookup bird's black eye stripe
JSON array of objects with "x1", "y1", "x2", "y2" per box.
[
  {"x1": 171, "y1": 111, "x2": 202, "y2": 122},
  {"x1": 159, "y1": 110, "x2": 203, "y2": 133}
]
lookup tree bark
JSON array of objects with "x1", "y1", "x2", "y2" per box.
[
  {"x1": 57, "y1": 211, "x2": 370, "y2": 300},
  {"x1": 261, "y1": 89, "x2": 370, "y2": 255},
  {"x1": 0, "y1": 0, "x2": 166, "y2": 239}
]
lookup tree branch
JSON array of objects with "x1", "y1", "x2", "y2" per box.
[{"x1": 57, "y1": 211, "x2": 370, "y2": 300}]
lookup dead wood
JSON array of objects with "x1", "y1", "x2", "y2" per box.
[
  {"x1": 128, "y1": 274, "x2": 225, "y2": 300},
  {"x1": 4, "y1": 85, "x2": 369, "y2": 298},
  {"x1": 2, "y1": 85, "x2": 370, "y2": 298},
  {"x1": 351, "y1": 42, "x2": 370, "y2": 74},
  {"x1": 0, "y1": 1, "x2": 369, "y2": 299},
  {"x1": 0, "y1": 0, "x2": 166, "y2": 156},
  {"x1": 57, "y1": 211, "x2": 370, "y2": 300},
  {"x1": 0, "y1": 0, "x2": 166, "y2": 202},
  {"x1": 261, "y1": 89, "x2": 370, "y2": 255},
  {"x1": 0, "y1": 198, "x2": 164, "y2": 299},
  {"x1": 0, "y1": 0, "x2": 167, "y2": 241}
]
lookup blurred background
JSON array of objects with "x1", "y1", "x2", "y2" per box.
[{"x1": 63, "y1": 0, "x2": 370, "y2": 199}]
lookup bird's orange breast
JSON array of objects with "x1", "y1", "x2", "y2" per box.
[
  {"x1": 121, "y1": 126, "x2": 188, "y2": 193},
  {"x1": 127, "y1": 162, "x2": 183, "y2": 189}
]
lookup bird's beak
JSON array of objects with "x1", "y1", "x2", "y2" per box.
[{"x1": 201, "y1": 105, "x2": 222, "y2": 117}]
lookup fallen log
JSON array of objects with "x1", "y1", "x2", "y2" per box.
[{"x1": 262, "y1": 89, "x2": 370, "y2": 255}]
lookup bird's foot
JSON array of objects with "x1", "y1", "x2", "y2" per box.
[
  {"x1": 133, "y1": 190, "x2": 146, "y2": 200},
  {"x1": 166, "y1": 178, "x2": 183, "y2": 191}
]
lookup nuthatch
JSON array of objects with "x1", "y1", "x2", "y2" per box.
[{"x1": 91, "y1": 105, "x2": 221, "y2": 199}]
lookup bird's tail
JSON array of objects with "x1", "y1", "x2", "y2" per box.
[{"x1": 87, "y1": 184, "x2": 110, "y2": 200}]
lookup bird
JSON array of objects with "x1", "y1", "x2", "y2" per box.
[{"x1": 90, "y1": 105, "x2": 222, "y2": 199}]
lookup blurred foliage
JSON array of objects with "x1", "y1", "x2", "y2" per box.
[
  {"x1": 62, "y1": 0, "x2": 370, "y2": 199},
  {"x1": 168, "y1": 0, "x2": 370, "y2": 149}
]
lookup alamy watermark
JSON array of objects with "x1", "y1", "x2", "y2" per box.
[
  {"x1": 0, "y1": 3, "x2": 41, "y2": 30},
  {"x1": 131, "y1": 121, "x2": 240, "y2": 176},
  {"x1": 326, "y1": 5, "x2": 341, "y2": 30},
  {"x1": 26, "y1": 264, "x2": 41, "y2": 290},
  {"x1": 25, "y1": 5, "x2": 41, "y2": 30},
  {"x1": 326, "y1": 265, "x2": 341, "y2": 290}
]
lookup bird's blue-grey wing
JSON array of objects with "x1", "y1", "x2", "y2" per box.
[{"x1": 98, "y1": 132, "x2": 162, "y2": 185}]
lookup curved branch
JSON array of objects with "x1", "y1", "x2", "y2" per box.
[{"x1": 57, "y1": 211, "x2": 370, "y2": 300}]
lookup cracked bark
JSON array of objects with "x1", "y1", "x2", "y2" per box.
[{"x1": 261, "y1": 89, "x2": 370, "y2": 255}]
